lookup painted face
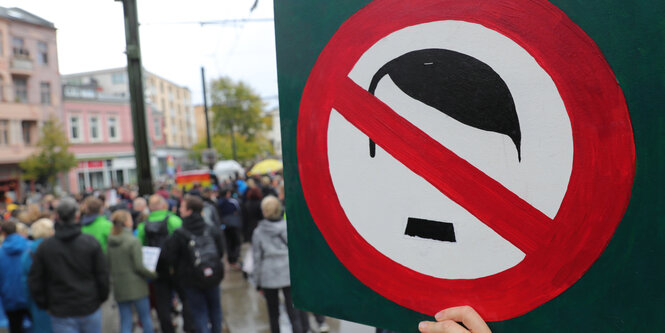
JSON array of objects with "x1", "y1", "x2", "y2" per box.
[{"x1": 327, "y1": 21, "x2": 574, "y2": 279}]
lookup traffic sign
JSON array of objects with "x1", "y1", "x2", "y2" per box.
[
  {"x1": 201, "y1": 148, "x2": 218, "y2": 165},
  {"x1": 297, "y1": 0, "x2": 635, "y2": 321}
]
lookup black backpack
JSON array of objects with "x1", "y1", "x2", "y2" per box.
[
  {"x1": 145, "y1": 215, "x2": 170, "y2": 248},
  {"x1": 178, "y1": 226, "x2": 223, "y2": 288}
]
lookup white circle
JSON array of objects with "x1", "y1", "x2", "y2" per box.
[{"x1": 327, "y1": 21, "x2": 573, "y2": 279}]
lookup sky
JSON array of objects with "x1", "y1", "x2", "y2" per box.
[{"x1": 1, "y1": 0, "x2": 278, "y2": 107}]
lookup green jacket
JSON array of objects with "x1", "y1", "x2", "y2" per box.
[
  {"x1": 136, "y1": 210, "x2": 182, "y2": 245},
  {"x1": 107, "y1": 229, "x2": 157, "y2": 302},
  {"x1": 80, "y1": 215, "x2": 113, "y2": 253}
]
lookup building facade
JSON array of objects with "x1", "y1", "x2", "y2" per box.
[
  {"x1": 0, "y1": 7, "x2": 61, "y2": 200},
  {"x1": 63, "y1": 84, "x2": 164, "y2": 194},
  {"x1": 62, "y1": 67, "x2": 196, "y2": 175}
]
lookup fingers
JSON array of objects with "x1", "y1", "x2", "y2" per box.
[
  {"x1": 434, "y1": 306, "x2": 491, "y2": 333},
  {"x1": 419, "y1": 320, "x2": 469, "y2": 333}
]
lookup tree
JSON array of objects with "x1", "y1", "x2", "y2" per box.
[
  {"x1": 208, "y1": 76, "x2": 273, "y2": 161},
  {"x1": 20, "y1": 116, "x2": 77, "y2": 191},
  {"x1": 191, "y1": 134, "x2": 273, "y2": 164}
]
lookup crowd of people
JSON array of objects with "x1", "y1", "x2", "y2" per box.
[
  {"x1": 0, "y1": 173, "x2": 335, "y2": 333},
  {"x1": 0, "y1": 174, "x2": 489, "y2": 333}
]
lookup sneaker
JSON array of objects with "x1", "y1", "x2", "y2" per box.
[{"x1": 318, "y1": 323, "x2": 330, "y2": 332}]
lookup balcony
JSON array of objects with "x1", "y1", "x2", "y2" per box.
[{"x1": 10, "y1": 48, "x2": 33, "y2": 74}]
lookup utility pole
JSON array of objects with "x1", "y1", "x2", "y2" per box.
[
  {"x1": 201, "y1": 67, "x2": 213, "y2": 170},
  {"x1": 117, "y1": 0, "x2": 153, "y2": 196}
]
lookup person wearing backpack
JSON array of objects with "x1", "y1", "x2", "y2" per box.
[
  {"x1": 167, "y1": 195, "x2": 224, "y2": 333},
  {"x1": 136, "y1": 195, "x2": 185, "y2": 333}
]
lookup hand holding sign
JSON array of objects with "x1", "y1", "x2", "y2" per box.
[{"x1": 418, "y1": 306, "x2": 491, "y2": 333}]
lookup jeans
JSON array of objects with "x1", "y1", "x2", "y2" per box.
[
  {"x1": 50, "y1": 308, "x2": 101, "y2": 333},
  {"x1": 183, "y1": 286, "x2": 222, "y2": 333},
  {"x1": 118, "y1": 297, "x2": 154, "y2": 333}
]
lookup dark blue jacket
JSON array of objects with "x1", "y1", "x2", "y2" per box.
[{"x1": 0, "y1": 234, "x2": 30, "y2": 311}]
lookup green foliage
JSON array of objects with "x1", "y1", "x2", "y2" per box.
[
  {"x1": 210, "y1": 76, "x2": 271, "y2": 139},
  {"x1": 20, "y1": 116, "x2": 77, "y2": 188},
  {"x1": 196, "y1": 76, "x2": 274, "y2": 163},
  {"x1": 192, "y1": 134, "x2": 274, "y2": 164}
]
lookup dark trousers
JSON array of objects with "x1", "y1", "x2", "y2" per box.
[
  {"x1": 152, "y1": 279, "x2": 175, "y2": 333},
  {"x1": 152, "y1": 280, "x2": 194, "y2": 333},
  {"x1": 224, "y1": 226, "x2": 242, "y2": 264},
  {"x1": 6, "y1": 309, "x2": 30, "y2": 333},
  {"x1": 263, "y1": 287, "x2": 303, "y2": 333}
]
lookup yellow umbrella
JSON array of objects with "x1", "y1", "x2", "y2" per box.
[{"x1": 248, "y1": 159, "x2": 283, "y2": 176}]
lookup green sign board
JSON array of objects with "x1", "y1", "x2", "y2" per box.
[{"x1": 274, "y1": 0, "x2": 664, "y2": 331}]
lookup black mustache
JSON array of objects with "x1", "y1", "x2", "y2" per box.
[{"x1": 404, "y1": 217, "x2": 456, "y2": 242}]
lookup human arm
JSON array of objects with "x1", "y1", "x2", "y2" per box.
[
  {"x1": 93, "y1": 243, "x2": 111, "y2": 303},
  {"x1": 136, "y1": 222, "x2": 146, "y2": 244},
  {"x1": 251, "y1": 236, "x2": 262, "y2": 288},
  {"x1": 214, "y1": 228, "x2": 225, "y2": 260},
  {"x1": 418, "y1": 306, "x2": 491, "y2": 333},
  {"x1": 27, "y1": 246, "x2": 48, "y2": 309}
]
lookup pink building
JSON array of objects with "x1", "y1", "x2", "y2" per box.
[
  {"x1": 63, "y1": 84, "x2": 165, "y2": 194},
  {"x1": 0, "y1": 7, "x2": 61, "y2": 199}
]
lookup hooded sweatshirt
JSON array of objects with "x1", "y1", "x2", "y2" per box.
[
  {"x1": 28, "y1": 222, "x2": 110, "y2": 317},
  {"x1": 108, "y1": 229, "x2": 157, "y2": 302},
  {"x1": 251, "y1": 218, "x2": 290, "y2": 289},
  {"x1": 0, "y1": 233, "x2": 29, "y2": 310},
  {"x1": 81, "y1": 214, "x2": 113, "y2": 253}
]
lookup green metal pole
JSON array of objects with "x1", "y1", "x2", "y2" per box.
[{"x1": 117, "y1": 0, "x2": 153, "y2": 196}]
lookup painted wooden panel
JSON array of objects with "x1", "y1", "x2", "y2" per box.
[{"x1": 275, "y1": 0, "x2": 664, "y2": 331}]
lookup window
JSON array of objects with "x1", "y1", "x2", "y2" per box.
[
  {"x1": 89, "y1": 116, "x2": 100, "y2": 141},
  {"x1": 108, "y1": 116, "x2": 119, "y2": 140},
  {"x1": 37, "y1": 41, "x2": 48, "y2": 65},
  {"x1": 153, "y1": 117, "x2": 162, "y2": 139},
  {"x1": 12, "y1": 36, "x2": 23, "y2": 49},
  {"x1": 11, "y1": 37, "x2": 27, "y2": 58},
  {"x1": 40, "y1": 82, "x2": 51, "y2": 105},
  {"x1": 22, "y1": 121, "x2": 33, "y2": 145},
  {"x1": 0, "y1": 120, "x2": 8, "y2": 145},
  {"x1": 14, "y1": 77, "x2": 27, "y2": 103},
  {"x1": 111, "y1": 72, "x2": 126, "y2": 84},
  {"x1": 70, "y1": 116, "x2": 81, "y2": 141}
]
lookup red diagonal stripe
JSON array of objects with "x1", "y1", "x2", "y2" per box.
[{"x1": 333, "y1": 77, "x2": 553, "y2": 254}]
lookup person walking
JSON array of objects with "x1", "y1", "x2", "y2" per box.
[
  {"x1": 217, "y1": 188, "x2": 243, "y2": 270},
  {"x1": 28, "y1": 197, "x2": 110, "y2": 333},
  {"x1": 136, "y1": 194, "x2": 189, "y2": 333},
  {"x1": 167, "y1": 195, "x2": 225, "y2": 333},
  {"x1": 80, "y1": 196, "x2": 113, "y2": 253},
  {"x1": 107, "y1": 210, "x2": 157, "y2": 333},
  {"x1": 252, "y1": 196, "x2": 303, "y2": 333},
  {"x1": 21, "y1": 218, "x2": 55, "y2": 333},
  {"x1": 0, "y1": 221, "x2": 30, "y2": 333}
]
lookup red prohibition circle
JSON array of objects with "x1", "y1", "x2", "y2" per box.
[{"x1": 297, "y1": 0, "x2": 635, "y2": 321}]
